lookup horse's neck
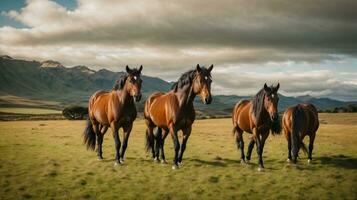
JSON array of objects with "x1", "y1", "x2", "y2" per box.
[
  {"x1": 114, "y1": 89, "x2": 133, "y2": 107},
  {"x1": 176, "y1": 85, "x2": 196, "y2": 108},
  {"x1": 255, "y1": 107, "x2": 270, "y2": 127}
]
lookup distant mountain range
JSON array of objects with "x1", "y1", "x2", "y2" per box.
[{"x1": 0, "y1": 55, "x2": 354, "y2": 117}]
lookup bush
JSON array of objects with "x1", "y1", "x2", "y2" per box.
[{"x1": 62, "y1": 106, "x2": 88, "y2": 120}]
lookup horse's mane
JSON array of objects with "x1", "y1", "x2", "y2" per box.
[
  {"x1": 170, "y1": 67, "x2": 211, "y2": 92},
  {"x1": 251, "y1": 88, "x2": 266, "y2": 123},
  {"x1": 171, "y1": 70, "x2": 195, "y2": 92},
  {"x1": 112, "y1": 68, "x2": 141, "y2": 91}
]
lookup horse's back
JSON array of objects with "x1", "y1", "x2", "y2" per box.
[
  {"x1": 300, "y1": 103, "x2": 319, "y2": 133},
  {"x1": 283, "y1": 103, "x2": 319, "y2": 135},
  {"x1": 145, "y1": 91, "x2": 179, "y2": 128},
  {"x1": 232, "y1": 100, "x2": 252, "y2": 133}
]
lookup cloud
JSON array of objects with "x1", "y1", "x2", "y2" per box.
[{"x1": 0, "y1": 0, "x2": 356, "y2": 101}]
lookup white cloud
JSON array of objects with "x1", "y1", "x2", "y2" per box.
[{"x1": 0, "y1": 0, "x2": 356, "y2": 101}]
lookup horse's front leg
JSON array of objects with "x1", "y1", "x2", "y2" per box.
[
  {"x1": 120, "y1": 123, "x2": 132, "y2": 164},
  {"x1": 111, "y1": 122, "x2": 121, "y2": 166},
  {"x1": 169, "y1": 124, "x2": 180, "y2": 169},
  {"x1": 257, "y1": 132, "x2": 269, "y2": 171},
  {"x1": 178, "y1": 126, "x2": 192, "y2": 165},
  {"x1": 253, "y1": 128, "x2": 265, "y2": 171}
]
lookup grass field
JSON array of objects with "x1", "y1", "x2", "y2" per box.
[
  {"x1": 0, "y1": 107, "x2": 61, "y2": 115},
  {"x1": 0, "y1": 113, "x2": 356, "y2": 199}
]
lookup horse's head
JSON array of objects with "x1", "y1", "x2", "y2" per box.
[
  {"x1": 123, "y1": 65, "x2": 143, "y2": 102},
  {"x1": 263, "y1": 83, "x2": 280, "y2": 122},
  {"x1": 193, "y1": 64, "x2": 213, "y2": 104}
]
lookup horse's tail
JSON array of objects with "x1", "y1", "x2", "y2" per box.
[
  {"x1": 83, "y1": 119, "x2": 96, "y2": 150},
  {"x1": 145, "y1": 128, "x2": 155, "y2": 152},
  {"x1": 291, "y1": 106, "x2": 307, "y2": 160}
]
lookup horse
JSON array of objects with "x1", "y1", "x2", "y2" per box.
[
  {"x1": 232, "y1": 83, "x2": 281, "y2": 171},
  {"x1": 144, "y1": 64, "x2": 213, "y2": 169},
  {"x1": 83, "y1": 65, "x2": 143, "y2": 165},
  {"x1": 282, "y1": 103, "x2": 319, "y2": 164}
]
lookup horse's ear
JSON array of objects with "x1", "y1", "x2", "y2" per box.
[
  {"x1": 196, "y1": 64, "x2": 201, "y2": 72},
  {"x1": 275, "y1": 83, "x2": 280, "y2": 92},
  {"x1": 126, "y1": 65, "x2": 131, "y2": 73},
  {"x1": 208, "y1": 64, "x2": 213, "y2": 72},
  {"x1": 264, "y1": 83, "x2": 269, "y2": 91},
  {"x1": 139, "y1": 65, "x2": 143, "y2": 73}
]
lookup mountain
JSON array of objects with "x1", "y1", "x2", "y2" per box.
[{"x1": 0, "y1": 56, "x2": 353, "y2": 116}]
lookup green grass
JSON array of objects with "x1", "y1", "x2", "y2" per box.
[
  {"x1": 0, "y1": 114, "x2": 356, "y2": 199},
  {"x1": 0, "y1": 107, "x2": 61, "y2": 115}
]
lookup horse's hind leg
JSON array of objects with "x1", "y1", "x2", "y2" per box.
[
  {"x1": 246, "y1": 138, "x2": 255, "y2": 163},
  {"x1": 234, "y1": 127, "x2": 245, "y2": 163},
  {"x1": 160, "y1": 130, "x2": 169, "y2": 164},
  {"x1": 178, "y1": 126, "x2": 192, "y2": 165},
  {"x1": 154, "y1": 128, "x2": 162, "y2": 162},
  {"x1": 120, "y1": 123, "x2": 132, "y2": 163},
  {"x1": 308, "y1": 133, "x2": 316, "y2": 163},
  {"x1": 97, "y1": 125, "x2": 108, "y2": 160},
  {"x1": 286, "y1": 132, "x2": 292, "y2": 162}
]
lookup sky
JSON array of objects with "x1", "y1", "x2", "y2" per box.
[{"x1": 0, "y1": 0, "x2": 356, "y2": 101}]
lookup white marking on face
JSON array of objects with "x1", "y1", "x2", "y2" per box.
[
  {"x1": 272, "y1": 94, "x2": 275, "y2": 98},
  {"x1": 205, "y1": 76, "x2": 208, "y2": 80},
  {"x1": 133, "y1": 76, "x2": 137, "y2": 80}
]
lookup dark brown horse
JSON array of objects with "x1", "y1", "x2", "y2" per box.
[
  {"x1": 232, "y1": 83, "x2": 281, "y2": 171},
  {"x1": 144, "y1": 64, "x2": 213, "y2": 169},
  {"x1": 83, "y1": 65, "x2": 143, "y2": 165},
  {"x1": 282, "y1": 103, "x2": 319, "y2": 164}
]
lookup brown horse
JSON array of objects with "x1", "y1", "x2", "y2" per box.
[
  {"x1": 232, "y1": 83, "x2": 281, "y2": 171},
  {"x1": 144, "y1": 64, "x2": 213, "y2": 169},
  {"x1": 83, "y1": 65, "x2": 143, "y2": 165},
  {"x1": 282, "y1": 103, "x2": 319, "y2": 164}
]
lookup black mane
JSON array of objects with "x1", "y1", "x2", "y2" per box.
[
  {"x1": 113, "y1": 68, "x2": 141, "y2": 90},
  {"x1": 171, "y1": 67, "x2": 211, "y2": 92},
  {"x1": 252, "y1": 88, "x2": 266, "y2": 123}
]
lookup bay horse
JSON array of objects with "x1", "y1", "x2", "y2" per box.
[
  {"x1": 83, "y1": 65, "x2": 143, "y2": 165},
  {"x1": 282, "y1": 103, "x2": 319, "y2": 164},
  {"x1": 232, "y1": 83, "x2": 281, "y2": 171},
  {"x1": 144, "y1": 64, "x2": 213, "y2": 169}
]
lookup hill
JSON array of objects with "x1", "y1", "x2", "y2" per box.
[{"x1": 0, "y1": 56, "x2": 353, "y2": 116}]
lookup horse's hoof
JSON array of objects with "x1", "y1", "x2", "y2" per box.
[
  {"x1": 257, "y1": 167, "x2": 265, "y2": 172},
  {"x1": 240, "y1": 159, "x2": 246, "y2": 165},
  {"x1": 97, "y1": 157, "x2": 103, "y2": 161},
  {"x1": 287, "y1": 158, "x2": 291, "y2": 163},
  {"x1": 120, "y1": 158, "x2": 124, "y2": 164},
  {"x1": 114, "y1": 161, "x2": 122, "y2": 166},
  {"x1": 178, "y1": 162, "x2": 182, "y2": 166},
  {"x1": 245, "y1": 160, "x2": 250, "y2": 164},
  {"x1": 172, "y1": 165, "x2": 179, "y2": 170},
  {"x1": 154, "y1": 157, "x2": 160, "y2": 163},
  {"x1": 308, "y1": 159, "x2": 312, "y2": 164},
  {"x1": 161, "y1": 159, "x2": 167, "y2": 164}
]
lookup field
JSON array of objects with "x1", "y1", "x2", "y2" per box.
[
  {"x1": 0, "y1": 107, "x2": 61, "y2": 115},
  {"x1": 0, "y1": 113, "x2": 356, "y2": 199}
]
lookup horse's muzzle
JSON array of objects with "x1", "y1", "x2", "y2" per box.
[
  {"x1": 271, "y1": 113, "x2": 279, "y2": 122},
  {"x1": 134, "y1": 94, "x2": 142, "y2": 102},
  {"x1": 204, "y1": 96, "x2": 212, "y2": 105}
]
